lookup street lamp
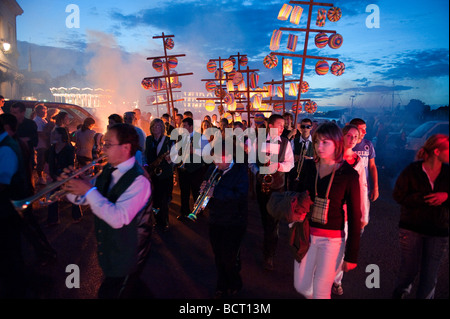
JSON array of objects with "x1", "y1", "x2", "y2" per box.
[{"x1": 1, "y1": 40, "x2": 11, "y2": 53}]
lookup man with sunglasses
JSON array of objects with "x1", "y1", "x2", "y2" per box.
[{"x1": 289, "y1": 118, "x2": 315, "y2": 190}]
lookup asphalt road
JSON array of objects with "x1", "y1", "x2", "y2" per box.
[{"x1": 19, "y1": 168, "x2": 448, "y2": 301}]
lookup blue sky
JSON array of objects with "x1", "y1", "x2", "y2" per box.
[{"x1": 15, "y1": 0, "x2": 449, "y2": 111}]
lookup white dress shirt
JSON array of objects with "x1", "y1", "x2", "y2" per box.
[
  {"x1": 66, "y1": 156, "x2": 151, "y2": 229},
  {"x1": 249, "y1": 135, "x2": 295, "y2": 175}
]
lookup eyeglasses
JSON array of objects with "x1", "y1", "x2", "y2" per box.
[
  {"x1": 103, "y1": 143, "x2": 121, "y2": 149},
  {"x1": 300, "y1": 125, "x2": 312, "y2": 129}
]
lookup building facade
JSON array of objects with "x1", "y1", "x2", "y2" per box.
[{"x1": 0, "y1": 0, "x2": 23, "y2": 98}]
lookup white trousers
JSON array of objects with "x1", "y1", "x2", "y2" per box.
[{"x1": 293, "y1": 235, "x2": 345, "y2": 299}]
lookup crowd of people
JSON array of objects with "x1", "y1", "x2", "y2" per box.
[{"x1": 0, "y1": 97, "x2": 448, "y2": 299}]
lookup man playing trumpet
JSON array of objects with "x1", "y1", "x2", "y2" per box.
[
  {"x1": 61, "y1": 123, "x2": 151, "y2": 299},
  {"x1": 199, "y1": 142, "x2": 249, "y2": 299}
]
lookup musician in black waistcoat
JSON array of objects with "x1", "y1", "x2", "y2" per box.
[
  {"x1": 176, "y1": 117, "x2": 207, "y2": 221},
  {"x1": 145, "y1": 118, "x2": 174, "y2": 231},
  {"x1": 63, "y1": 123, "x2": 152, "y2": 298},
  {"x1": 249, "y1": 114, "x2": 295, "y2": 271}
]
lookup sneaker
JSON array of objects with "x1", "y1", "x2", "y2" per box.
[{"x1": 332, "y1": 283, "x2": 344, "y2": 295}]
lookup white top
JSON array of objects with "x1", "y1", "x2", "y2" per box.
[{"x1": 66, "y1": 156, "x2": 151, "y2": 229}]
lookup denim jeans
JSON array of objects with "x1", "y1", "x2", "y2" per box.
[{"x1": 394, "y1": 228, "x2": 449, "y2": 299}]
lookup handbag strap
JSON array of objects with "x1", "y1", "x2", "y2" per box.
[{"x1": 314, "y1": 163, "x2": 336, "y2": 199}]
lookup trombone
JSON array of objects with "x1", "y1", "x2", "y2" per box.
[{"x1": 11, "y1": 155, "x2": 107, "y2": 212}]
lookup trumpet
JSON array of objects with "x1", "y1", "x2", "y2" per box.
[
  {"x1": 11, "y1": 155, "x2": 107, "y2": 212},
  {"x1": 295, "y1": 142, "x2": 307, "y2": 182},
  {"x1": 188, "y1": 164, "x2": 232, "y2": 221}
]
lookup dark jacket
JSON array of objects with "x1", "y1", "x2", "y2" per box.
[
  {"x1": 207, "y1": 163, "x2": 249, "y2": 226},
  {"x1": 297, "y1": 159, "x2": 362, "y2": 263},
  {"x1": 47, "y1": 144, "x2": 75, "y2": 181},
  {"x1": 393, "y1": 161, "x2": 449, "y2": 237},
  {"x1": 145, "y1": 135, "x2": 173, "y2": 180}
]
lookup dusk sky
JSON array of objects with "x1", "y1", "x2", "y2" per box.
[{"x1": 15, "y1": 0, "x2": 449, "y2": 112}]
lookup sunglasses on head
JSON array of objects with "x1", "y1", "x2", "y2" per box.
[{"x1": 300, "y1": 125, "x2": 312, "y2": 129}]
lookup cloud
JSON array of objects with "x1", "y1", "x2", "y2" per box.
[{"x1": 374, "y1": 48, "x2": 449, "y2": 80}]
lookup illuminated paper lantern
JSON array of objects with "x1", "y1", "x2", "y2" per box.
[
  {"x1": 315, "y1": 32, "x2": 329, "y2": 48},
  {"x1": 273, "y1": 102, "x2": 283, "y2": 112},
  {"x1": 287, "y1": 34, "x2": 298, "y2": 52},
  {"x1": 263, "y1": 53, "x2": 278, "y2": 69},
  {"x1": 141, "y1": 78, "x2": 152, "y2": 90},
  {"x1": 277, "y1": 4, "x2": 293, "y2": 21},
  {"x1": 239, "y1": 56, "x2": 248, "y2": 67},
  {"x1": 168, "y1": 57, "x2": 178, "y2": 69},
  {"x1": 290, "y1": 6, "x2": 303, "y2": 24},
  {"x1": 224, "y1": 93, "x2": 235, "y2": 105},
  {"x1": 327, "y1": 7, "x2": 342, "y2": 22},
  {"x1": 276, "y1": 86, "x2": 284, "y2": 98},
  {"x1": 205, "y1": 81, "x2": 217, "y2": 92},
  {"x1": 228, "y1": 101, "x2": 236, "y2": 111},
  {"x1": 283, "y1": 58, "x2": 293, "y2": 76},
  {"x1": 207, "y1": 61, "x2": 217, "y2": 73},
  {"x1": 205, "y1": 100, "x2": 215, "y2": 112},
  {"x1": 222, "y1": 112, "x2": 233, "y2": 124},
  {"x1": 316, "y1": 9, "x2": 326, "y2": 27},
  {"x1": 152, "y1": 59, "x2": 163, "y2": 72},
  {"x1": 235, "y1": 103, "x2": 245, "y2": 112},
  {"x1": 254, "y1": 113, "x2": 265, "y2": 125},
  {"x1": 238, "y1": 80, "x2": 246, "y2": 91},
  {"x1": 301, "y1": 81, "x2": 310, "y2": 93},
  {"x1": 252, "y1": 94, "x2": 262, "y2": 109},
  {"x1": 215, "y1": 69, "x2": 225, "y2": 80},
  {"x1": 331, "y1": 61, "x2": 345, "y2": 76},
  {"x1": 233, "y1": 72, "x2": 243, "y2": 85},
  {"x1": 165, "y1": 38, "x2": 174, "y2": 50},
  {"x1": 250, "y1": 73, "x2": 259, "y2": 89},
  {"x1": 267, "y1": 85, "x2": 274, "y2": 97},
  {"x1": 270, "y1": 29, "x2": 283, "y2": 51},
  {"x1": 315, "y1": 60, "x2": 329, "y2": 75},
  {"x1": 305, "y1": 101, "x2": 318, "y2": 113},
  {"x1": 288, "y1": 82, "x2": 298, "y2": 96},
  {"x1": 153, "y1": 78, "x2": 163, "y2": 90},
  {"x1": 292, "y1": 102, "x2": 302, "y2": 113},
  {"x1": 328, "y1": 34, "x2": 343, "y2": 49},
  {"x1": 223, "y1": 60, "x2": 234, "y2": 73},
  {"x1": 226, "y1": 80, "x2": 234, "y2": 93}
]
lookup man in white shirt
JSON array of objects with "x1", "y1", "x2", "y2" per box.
[
  {"x1": 249, "y1": 114, "x2": 294, "y2": 270},
  {"x1": 63, "y1": 123, "x2": 151, "y2": 298}
]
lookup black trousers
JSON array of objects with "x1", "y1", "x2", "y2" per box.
[
  {"x1": 97, "y1": 271, "x2": 153, "y2": 299},
  {"x1": 209, "y1": 223, "x2": 246, "y2": 292},
  {"x1": 178, "y1": 167, "x2": 206, "y2": 216},
  {"x1": 0, "y1": 214, "x2": 26, "y2": 298},
  {"x1": 256, "y1": 184, "x2": 281, "y2": 260},
  {"x1": 152, "y1": 176, "x2": 173, "y2": 227}
]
